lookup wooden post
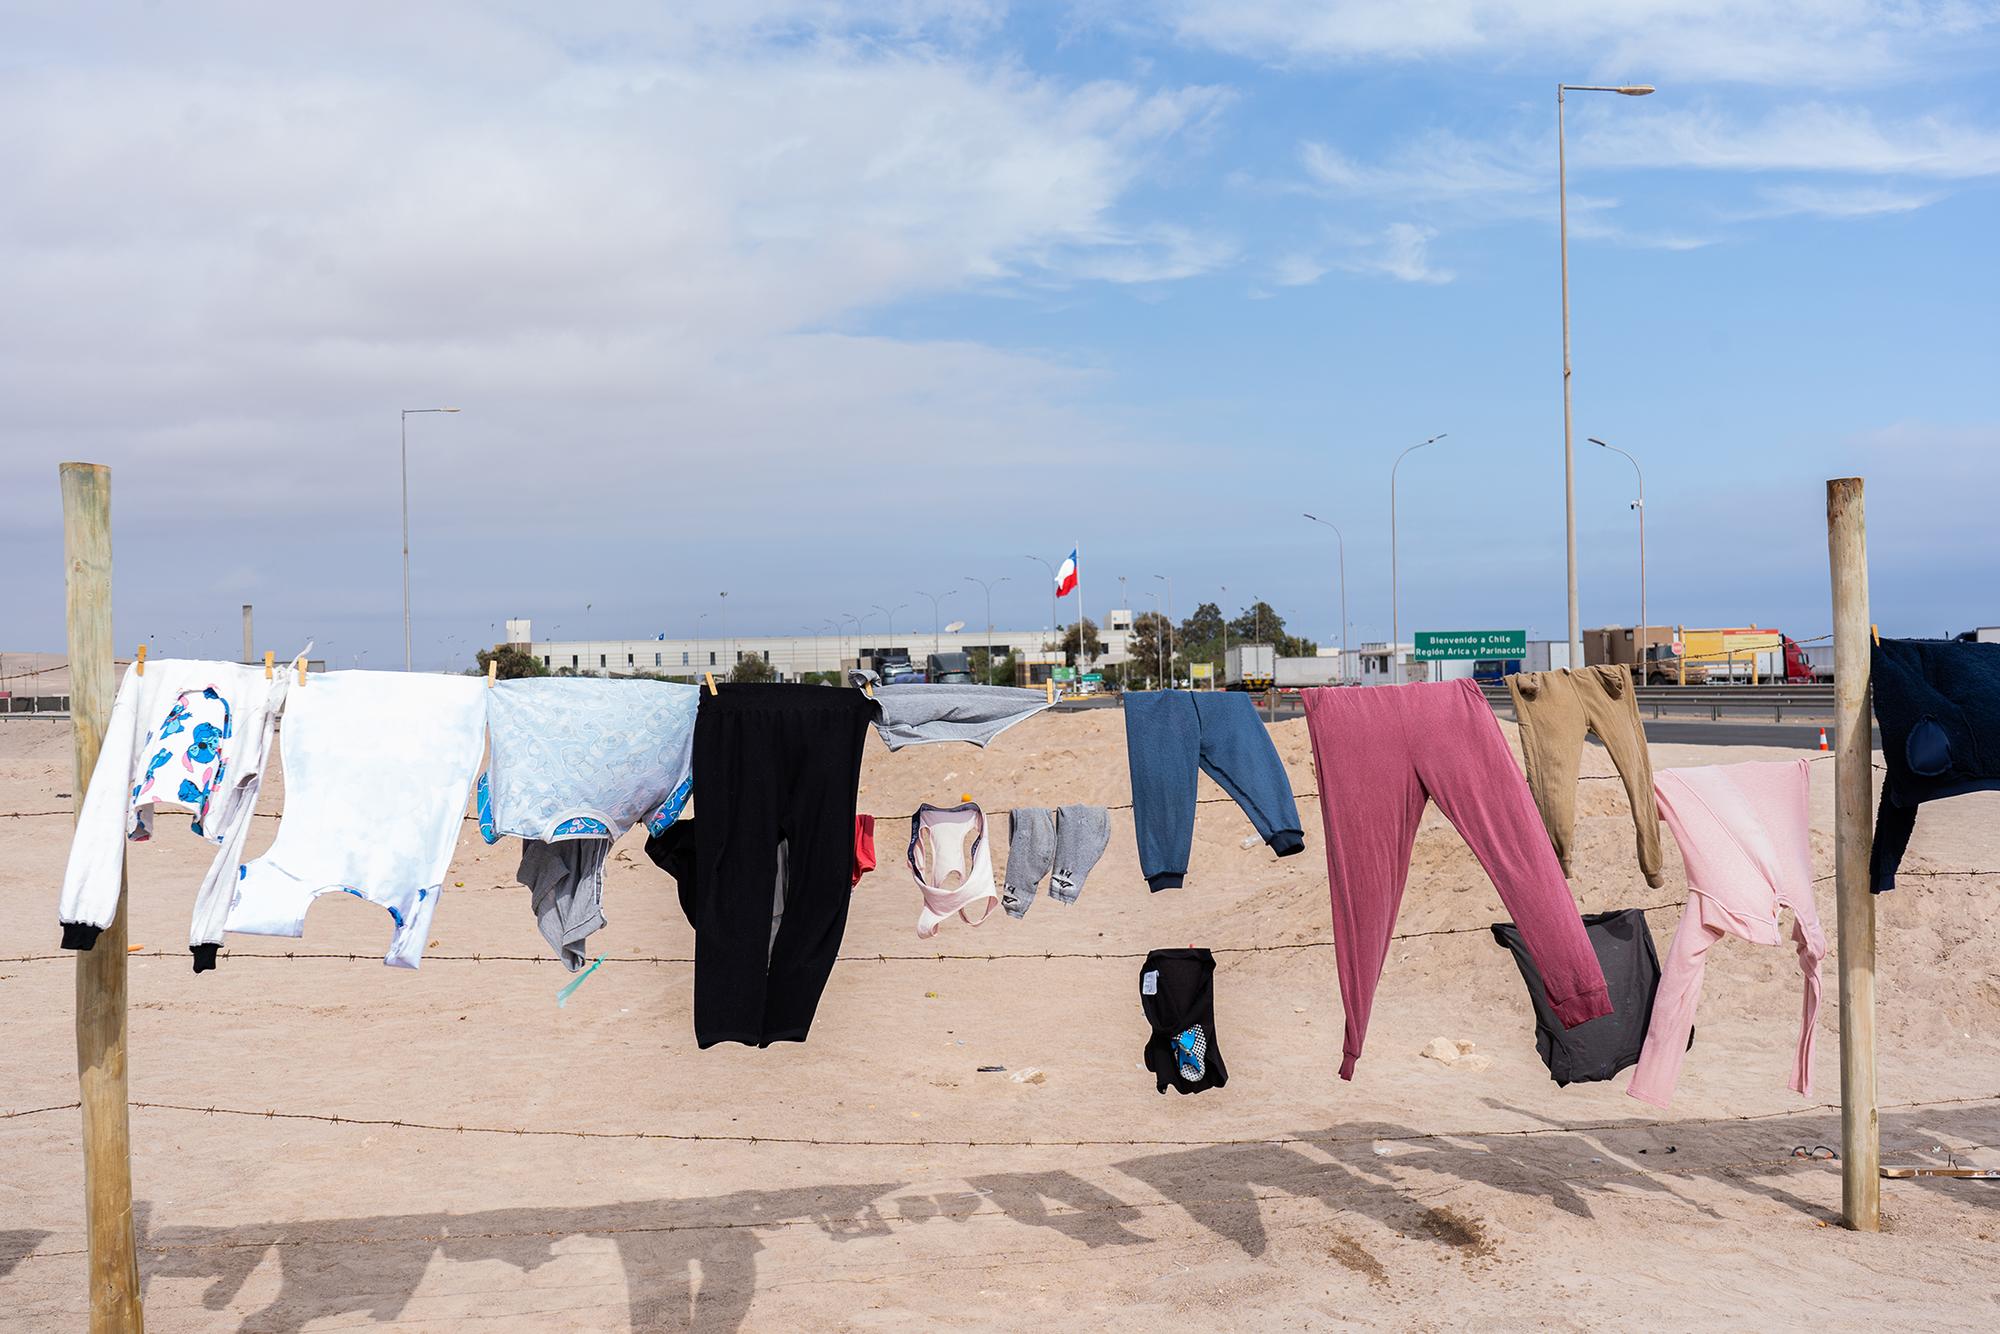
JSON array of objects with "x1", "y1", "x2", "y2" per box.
[
  {"x1": 61, "y1": 462, "x2": 145, "y2": 1328},
  {"x1": 1827, "y1": 476, "x2": 1879, "y2": 1231}
]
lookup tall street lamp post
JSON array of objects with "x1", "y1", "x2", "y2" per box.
[
  {"x1": 1591, "y1": 436, "x2": 1648, "y2": 663},
  {"x1": 1559, "y1": 81, "x2": 1655, "y2": 668},
  {"x1": 916, "y1": 588, "x2": 954, "y2": 656},
  {"x1": 1153, "y1": 574, "x2": 1174, "y2": 688},
  {"x1": 400, "y1": 407, "x2": 460, "y2": 670},
  {"x1": 962, "y1": 575, "x2": 1008, "y2": 671},
  {"x1": 1302, "y1": 513, "x2": 1350, "y2": 683},
  {"x1": 1391, "y1": 433, "x2": 1447, "y2": 684},
  {"x1": 1023, "y1": 555, "x2": 1058, "y2": 655}
]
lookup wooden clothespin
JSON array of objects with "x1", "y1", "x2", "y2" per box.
[
  {"x1": 263, "y1": 651, "x2": 274, "y2": 681},
  {"x1": 295, "y1": 655, "x2": 307, "y2": 686},
  {"x1": 864, "y1": 679, "x2": 874, "y2": 698},
  {"x1": 1871, "y1": 623, "x2": 1880, "y2": 646},
  {"x1": 1045, "y1": 677, "x2": 1055, "y2": 704},
  {"x1": 134, "y1": 643, "x2": 147, "y2": 676},
  {"x1": 704, "y1": 671, "x2": 719, "y2": 696},
  {"x1": 485, "y1": 658, "x2": 498, "y2": 688}
]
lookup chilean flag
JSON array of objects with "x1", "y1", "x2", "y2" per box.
[{"x1": 1055, "y1": 548, "x2": 1079, "y2": 598}]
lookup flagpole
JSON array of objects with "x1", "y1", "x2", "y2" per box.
[{"x1": 1074, "y1": 541, "x2": 1083, "y2": 681}]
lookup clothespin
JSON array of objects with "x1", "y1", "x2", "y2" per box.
[
  {"x1": 1871, "y1": 623, "x2": 1880, "y2": 646},
  {"x1": 295, "y1": 654, "x2": 307, "y2": 686},
  {"x1": 263, "y1": 651, "x2": 274, "y2": 681},
  {"x1": 486, "y1": 658, "x2": 498, "y2": 688},
  {"x1": 864, "y1": 680, "x2": 874, "y2": 698},
  {"x1": 704, "y1": 671, "x2": 718, "y2": 696},
  {"x1": 134, "y1": 644, "x2": 147, "y2": 677},
  {"x1": 1045, "y1": 678, "x2": 1055, "y2": 704}
]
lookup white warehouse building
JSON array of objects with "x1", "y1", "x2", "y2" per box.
[{"x1": 504, "y1": 614, "x2": 1139, "y2": 680}]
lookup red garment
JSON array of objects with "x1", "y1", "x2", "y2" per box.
[{"x1": 852, "y1": 813, "x2": 876, "y2": 887}]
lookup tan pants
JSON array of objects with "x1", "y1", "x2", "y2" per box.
[{"x1": 1506, "y1": 663, "x2": 1663, "y2": 887}]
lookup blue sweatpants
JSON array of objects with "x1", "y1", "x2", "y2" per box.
[{"x1": 1123, "y1": 691, "x2": 1305, "y2": 891}]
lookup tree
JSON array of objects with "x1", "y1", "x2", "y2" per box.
[
  {"x1": 1058, "y1": 617, "x2": 1103, "y2": 666},
  {"x1": 969, "y1": 648, "x2": 1012, "y2": 687},
  {"x1": 1176, "y1": 602, "x2": 1227, "y2": 678},
  {"x1": 1226, "y1": 600, "x2": 1317, "y2": 659},
  {"x1": 475, "y1": 644, "x2": 548, "y2": 680},
  {"x1": 730, "y1": 654, "x2": 775, "y2": 684},
  {"x1": 1125, "y1": 610, "x2": 1174, "y2": 687}
]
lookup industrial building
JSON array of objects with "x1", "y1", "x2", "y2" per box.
[{"x1": 505, "y1": 613, "x2": 1139, "y2": 680}]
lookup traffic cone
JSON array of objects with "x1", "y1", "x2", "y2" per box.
[{"x1": 1818, "y1": 728, "x2": 1829, "y2": 751}]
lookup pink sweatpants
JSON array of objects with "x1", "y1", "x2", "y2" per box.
[{"x1": 1302, "y1": 679, "x2": 1611, "y2": 1080}]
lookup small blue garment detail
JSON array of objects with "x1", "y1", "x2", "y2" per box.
[
  {"x1": 556, "y1": 954, "x2": 605, "y2": 1007},
  {"x1": 1172, "y1": 1024, "x2": 1208, "y2": 1083},
  {"x1": 645, "y1": 774, "x2": 695, "y2": 836},
  {"x1": 550, "y1": 815, "x2": 612, "y2": 838}
]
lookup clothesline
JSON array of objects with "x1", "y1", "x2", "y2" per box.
[
  {"x1": 0, "y1": 753, "x2": 1867, "y2": 828},
  {"x1": 2, "y1": 1088, "x2": 1992, "y2": 1150},
  {"x1": 10, "y1": 870, "x2": 1999, "y2": 971}
]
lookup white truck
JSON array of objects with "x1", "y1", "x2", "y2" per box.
[
  {"x1": 1223, "y1": 644, "x2": 1276, "y2": 690},
  {"x1": 1275, "y1": 656, "x2": 1344, "y2": 688}
]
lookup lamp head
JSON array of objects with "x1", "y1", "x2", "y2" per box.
[{"x1": 1617, "y1": 85, "x2": 1655, "y2": 96}]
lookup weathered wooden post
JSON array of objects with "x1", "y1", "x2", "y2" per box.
[
  {"x1": 62, "y1": 462, "x2": 145, "y2": 1327},
  {"x1": 1827, "y1": 476, "x2": 1879, "y2": 1231}
]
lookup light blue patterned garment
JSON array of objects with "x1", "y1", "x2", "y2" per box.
[{"x1": 479, "y1": 678, "x2": 698, "y2": 844}]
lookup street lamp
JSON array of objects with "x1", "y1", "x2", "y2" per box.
[
  {"x1": 1303, "y1": 513, "x2": 1350, "y2": 684},
  {"x1": 695, "y1": 612, "x2": 710, "y2": 672},
  {"x1": 400, "y1": 407, "x2": 460, "y2": 671},
  {"x1": 1153, "y1": 574, "x2": 1174, "y2": 688},
  {"x1": 1590, "y1": 437, "x2": 1648, "y2": 666},
  {"x1": 1391, "y1": 433, "x2": 1447, "y2": 684},
  {"x1": 873, "y1": 603, "x2": 907, "y2": 653},
  {"x1": 1560, "y1": 81, "x2": 1655, "y2": 670},
  {"x1": 718, "y1": 591, "x2": 730, "y2": 669},
  {"x1": 1146, "y1": 588, "x2": 1165, "y2": 688},
  {"x1": 915, "y1": 588, "x2": 954, "y2": 656},
  {"x1": 1023, "y1": 555, "x2": 1059, "y2": 655},
  {"x1": 1220, "y1": 584, "x2": 1229, "y2": 685},
  {"x1": 962, "y1": 575, "x2": 1008, "y2": 672}
]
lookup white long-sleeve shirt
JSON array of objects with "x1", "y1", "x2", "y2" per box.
[
  {"x1": 58, "y1": 658, "x2": 289, "y2": 969},
  {"x1": 225, "y1": 670, "x2": 486, "y2": 968}
]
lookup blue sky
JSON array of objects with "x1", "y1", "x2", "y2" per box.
[{"x1": 4, "y1": 2, "x2": 1997, "y2": 667}]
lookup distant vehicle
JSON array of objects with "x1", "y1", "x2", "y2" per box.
[
  {"x1": 1224, "y1": 644, "x2": 1276, "y2": 690},
  {"x1": 1676, "y1": 628, "x2": 1815, "y2": 684},
  {"x1": 1274, "y1": 656, "x2": 1344, "y2": 688},
  {"x1": 1471, "y1": 658, "x2": 1521, "y2": 685},
  {"x1": 926, "y1": 652, "x2": 974, "y2": 684}
]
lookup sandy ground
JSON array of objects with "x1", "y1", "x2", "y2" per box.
[{"x1": 4, "y1": 691, "x2": 2000, "y2": 1331}]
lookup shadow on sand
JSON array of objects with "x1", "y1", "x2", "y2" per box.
[{"x1": 89, "y1": 1102, "x2": 1998, "y2": 1330}]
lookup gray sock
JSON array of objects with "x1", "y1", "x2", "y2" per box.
[
  {"x1": 1002, "y1": 807, "x2": 1056, "y2": 918},
  {"x1": 1049, "y1": 805, "x2": 1110, "y2": 905}
]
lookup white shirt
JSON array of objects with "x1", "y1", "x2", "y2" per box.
[
  {"x1": 58, "y1": 659, "x2": 288, "y2": 967},
  {"x1": 226, "y1": 670, "x2": 486, "y2": 968}
]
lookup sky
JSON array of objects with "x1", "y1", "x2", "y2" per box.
[{"x1": 4, "y1": 1, "x2": 1997, "y2": 668}]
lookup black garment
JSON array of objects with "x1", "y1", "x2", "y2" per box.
[
  {"x1": 1141, "y1": 948, "x2": 1228, "y2": 1095},
  {"x1": 669, "y1": 684, "x2": 876, "y2": 1048},
  {"x1": 1870, "y1": 637, "x2": 2000, "y2": 893},
  {"x1": 1491, "y1": 908, "x2": 1675, "y2": 1087}
]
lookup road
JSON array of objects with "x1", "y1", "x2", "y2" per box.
[{"x1": 1054, "y1": 695, "x2": 1862, "y2": 749}]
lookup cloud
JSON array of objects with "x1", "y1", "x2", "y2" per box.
[
  {"x1": 0, "y1": 4, "x2": 1237, "y2": 656},
  {"x1": 1572, "y1": 102, "x2": 2000, "y2": 177},
  {"x1": 1738, "y1": 182, "x2": 1943, "y2": 218},
  {"x1": 1276, "y1": 222, "x2": 1453, "y2": 286},
  {"x1": 1163, "y1": 0, "x2": 1995, "y2": 87}
]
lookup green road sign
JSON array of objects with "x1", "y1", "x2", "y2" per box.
[{"x1": 1413, "y1": 630, "x2": 1526, "y2": 660}]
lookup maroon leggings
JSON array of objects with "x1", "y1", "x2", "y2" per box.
[{"x1": 1301, "y1": 679, "x2": 1609, "y2": 1080}]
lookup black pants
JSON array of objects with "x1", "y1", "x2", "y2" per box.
[{"x1": 685, "y1": 684, "x2": 876, "y2": 1048}]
